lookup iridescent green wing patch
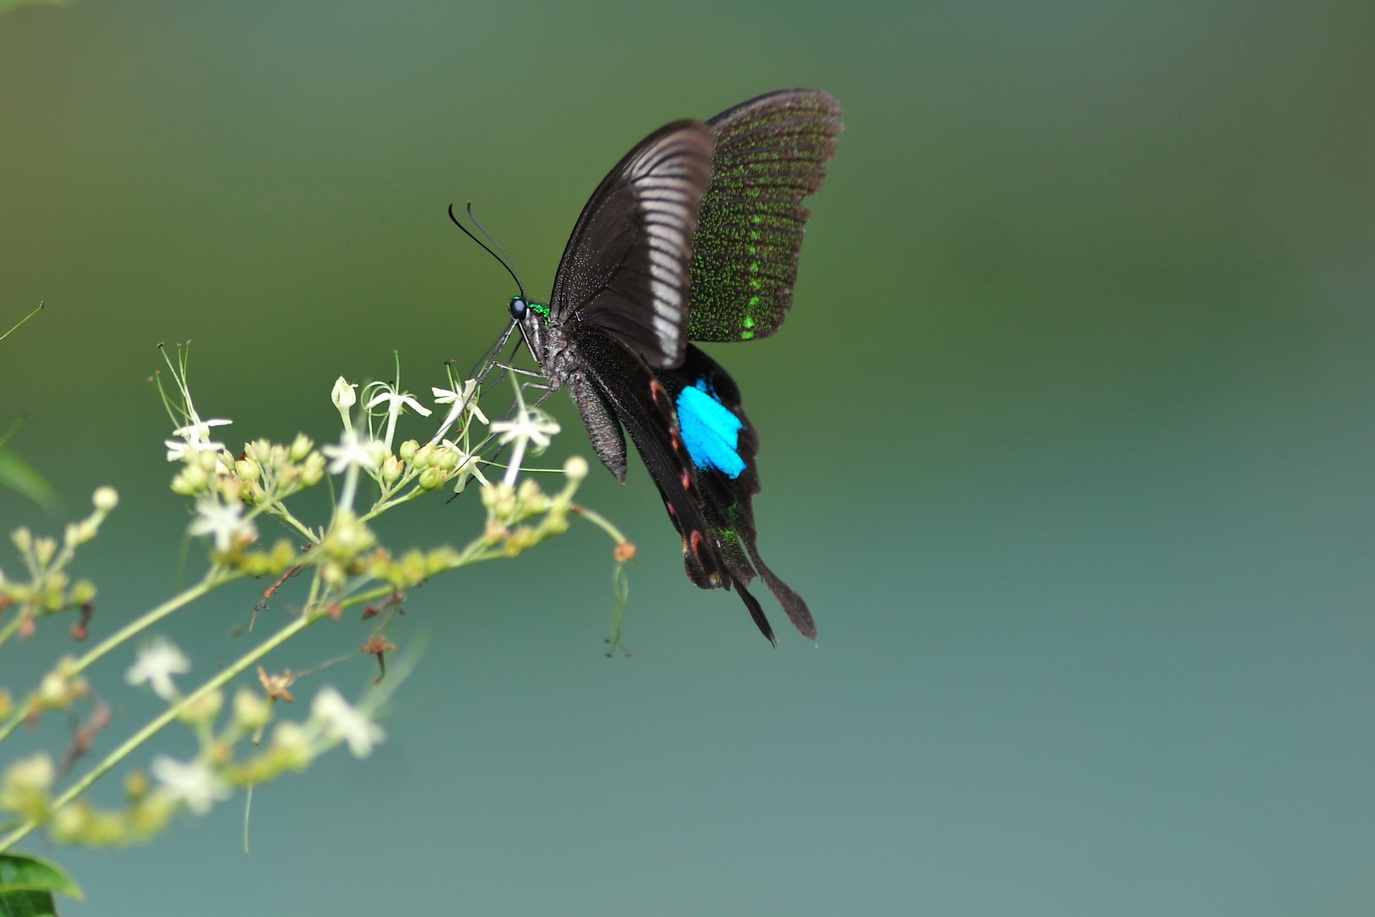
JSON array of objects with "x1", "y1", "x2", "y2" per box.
[{"x1": 687, "y1": 90, "x2": 842, "y2": 342}]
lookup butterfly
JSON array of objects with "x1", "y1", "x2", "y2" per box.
[{"x1": 498, "y1": 89, "x2": 841, "y2": 643}]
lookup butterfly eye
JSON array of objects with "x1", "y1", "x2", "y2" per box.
[{"x1": 508, "y1": 296, "x2": 528, "y2": 321}]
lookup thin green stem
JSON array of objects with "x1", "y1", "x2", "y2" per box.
[
  {"x1": 263, "y1": 507, "x2": 316, "y2": 544},
  {"x1": 361, "y1": 485, "x2": 423, "y2": 522},
  {"x1": 77, "y1": 571, "x2": 237, "y2": 674},
  {"x1": 0, "y1": 608, "x2": 25, "y2": 650},
  {"x1": 0, "y1": 301, "x2": 44, "y2": 343},
  {"x1": 571, "y1": 504, "x2": 630, "y2": 546}
]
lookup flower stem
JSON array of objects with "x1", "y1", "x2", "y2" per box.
[
  {"x1": 570, "y1": 504, "x2": 629, "y2": 546},
  {"x1": 0, "y1": 609, "x2": 25, "y2": 652}
]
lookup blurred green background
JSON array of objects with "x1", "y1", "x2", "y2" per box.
[{"x1": 2, "y1": 0, "x2": 1373, "y2": 913}]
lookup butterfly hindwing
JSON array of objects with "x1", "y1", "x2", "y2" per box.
[
  {"x1": 653, "y1": 345, "x2": 817, "y2": 640},
  {"x1": 568, "y1": 329, "x2": 734, "y2": 585},
  {"x1": 571, "y1": 327, "x2": 795, "y2": 643}
]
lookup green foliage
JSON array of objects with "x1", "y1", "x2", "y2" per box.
[
  {"x1": 0, "y1": 852, "x2": 84, "y2": 915},
  {"x1": 0, "y1": 304, "x2": 56, "y2": 510},
  {"x1": 0, "y1": 447, "x2": 56, "y2": 513}
]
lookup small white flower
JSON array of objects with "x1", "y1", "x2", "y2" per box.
[
  {"x1": 365, "y1": 382, "x2": 433, "y2": 451},
  {"x1": 165, "y1": 417, "x2": 232, "y2": 462},
  {"x1": 366, "y1": 386, "x2": 432, "y2": 419},
  {"x1": 311, "y1": 687, "x2": 385, "y2": 758},
  {"x1": 125, "y1": 636, "x2": 191, "y2": 701},
  {"x1": 440, "y1": 440, "x2": 491, "y2": 489},
  {"x1": 322, "y1": 428, "x2": 385, "y2": 475},
  {"x1": 489, "y1": 410, "x2": 559, "y2": 450},
  {"x1": 323, "y1": 428, "x2": 386, "y2": 511},
  {"x1": 150, "y1": 755, "x2": 231, "y2": 815},
  {"x1": 430, "y1": 379, "x2": 489, "y2": 443},
  {"x1": 188, "y1": 496, "x2": 257, "y2": 552},
  {"x1": 490, "y1": 400, "x2": 561, "y2": 486}
]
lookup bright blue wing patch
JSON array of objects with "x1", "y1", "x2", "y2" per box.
[{"x1": 676, "y1": 380, "x2": 746, "y2": 478}]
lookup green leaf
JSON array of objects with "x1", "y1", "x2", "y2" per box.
[
  {"x1": 0, "y1": 853, "x2": 83, "y2": 915},
  {"x1": 0, "y1": 447, "x2": 58, "y2": 512},
  {"x1": 0, "y1": 888, "x2": 59, "y2": 917}
]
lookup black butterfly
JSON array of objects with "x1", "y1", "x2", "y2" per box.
[{"x1": 502, "y1": 89, "x2": 841, "y2": 643}]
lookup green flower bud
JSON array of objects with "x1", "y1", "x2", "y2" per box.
[
  {"x1": 289, "y1": 433, "x2": 314, "y2": 462},
  {"x1": 235, "y1": 457, "x2": 261, "y2": 482},
  {"x1": 563, "y1": 455, "x2": 589, "y2": 481},
  {"x1": 269, "y1": 721, "x2": 313, "y2": 770},
  {"x1": 332, "y1": 377, "x2": 357, "y2": 412},
  {"x1": 1, "y1": 752, "x2": 56, "y2": 819},
  {"x1": 233, "y1": 687, "x2": 272, "y2": 732},
  {"x1": 301, "y1": 452, "x2": 326, "y2": 487},
  {"x1": 427, "y1": 546, "x2": 461, "y2": 574},
  {"x1": 73, "y1": 518, "x2": 99, "y2": 545},
  {"x1": 173, "y1": 463, "x2": 210, "y2": 495},
  {"x1": 49, "y1": 802, "x2": 88, "y2": 843},
  {"x1": 41, "y1": 570, "x2": 70, "y2": 610},
  {"x1": 511, "y1": 527, "x2": 539, "y2": 554},
  {"x1": 433, "y1": 446, "x2": 459, "y2": 470},
  {"x1": 38, "y1": 671, "x2": 69, "y2": 708},
  {"x1": 179, "y1": 689, "x2": 224, "y2": 727},
  {"x1": 33, "y1": 536, "x2": 56, "y2": 566},
  {"x1": 69, "y1": 579, "x2": 97, "y2": 605}
]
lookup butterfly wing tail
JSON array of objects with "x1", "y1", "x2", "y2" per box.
[
  {"x1": 732, "y1": 578, "x2": 778, "y2": 646},
  {"x1": 749, "y1": 551, "x2": 816, "y2": 641}
]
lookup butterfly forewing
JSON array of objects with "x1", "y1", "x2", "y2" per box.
[
  {"x1": 549, "y1": 121, "x2": 714, "y2": 368},
  {"x1": 688, "y1": 90, "x2": 842, "y2": 342}
]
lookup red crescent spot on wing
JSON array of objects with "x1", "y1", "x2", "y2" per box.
[{"x1": 688, "y1": 530, "x2": 721, "y2": 585}]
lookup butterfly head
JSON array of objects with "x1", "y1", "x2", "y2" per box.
[{"x1": 509, "y1": 296, "x2": 550, "y2": 320}]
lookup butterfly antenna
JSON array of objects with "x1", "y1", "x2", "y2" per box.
[
  {"x1": 465, "y1": 202, "x2": 526, "y2": 291},
  {"x1": 447, "y1": 201, "x2": 526, "y2": 300}
]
